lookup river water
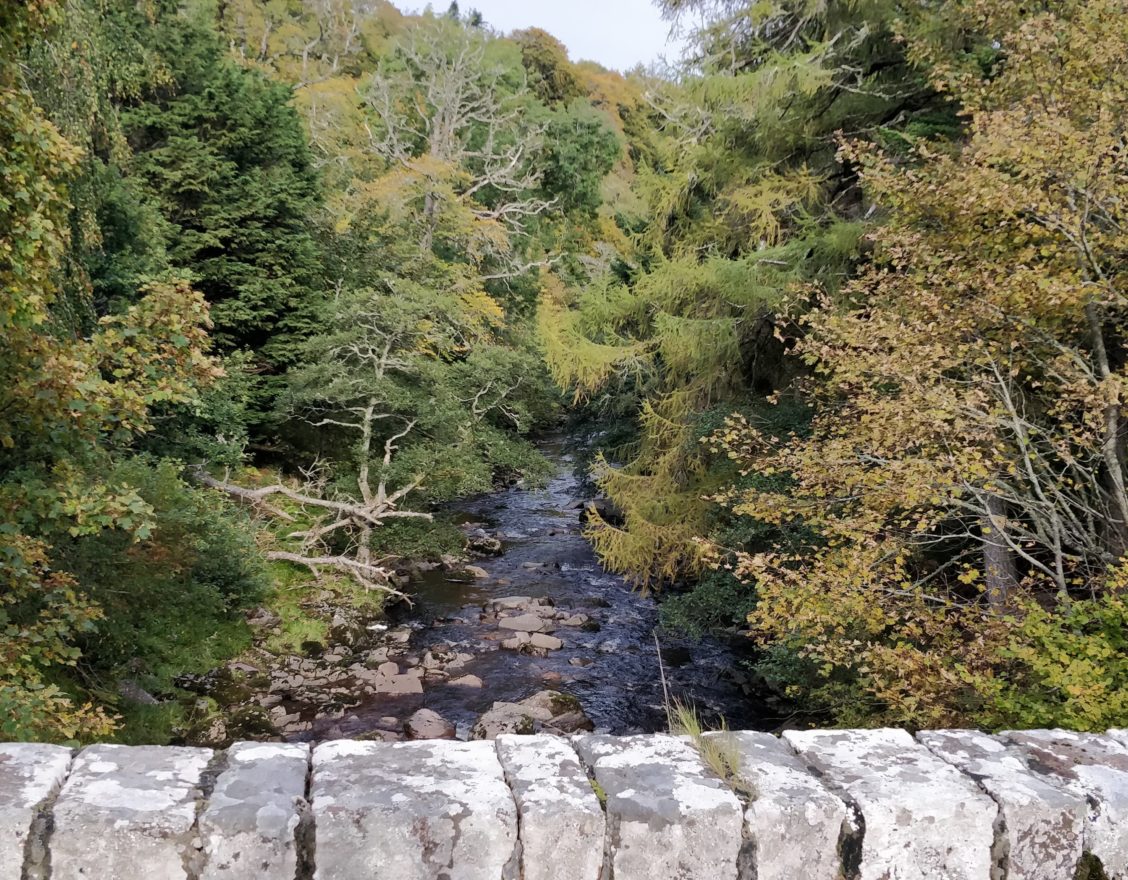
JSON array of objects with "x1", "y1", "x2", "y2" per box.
[{"x1": 308, "y1": 443, "x2": 766, "y2": 739}]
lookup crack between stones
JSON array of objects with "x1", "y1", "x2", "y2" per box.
[
  {"x1": 780, "y1": 745, "x2": 864, "y2": 880},
  {"x1": 185, "y1": 748, "x2": 229, "y2": 880},
  {"x1": 296, "y1": 745, "x2": 317, "y2": 880},
  {"x1": 491, "y1": 740, "x2": 524, "y2": 880},
  {"x1": 914, "y1": 739, "x2": 1011, "y2": 880},
  {"x1": 571, "y1": 736, "x2": 614, "y2": 880},
  {"x1": 20, "y1": 748, "x2": 75, "y2": 880}
]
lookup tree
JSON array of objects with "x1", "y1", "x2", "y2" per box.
[
  {"x1": 713, "y1": 0, "x2": 1128, "y2": 729},
  {"x1": 1, "y1": 0, "x2": 222, "y2": 740},
  {"x1": 362, "y1": 15, "x2": 556, "y2": 258},
  {"x1": 121, "y1": 9, "x2": 322, "y2": 386},
  {"x1": 539, "y1": 0, "x2": 951, "y2": 590}
]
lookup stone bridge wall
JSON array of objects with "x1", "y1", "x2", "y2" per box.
[{"x1": 3, "y1": 728, "x2": 1128, "y2": 880}]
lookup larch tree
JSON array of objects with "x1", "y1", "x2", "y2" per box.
[{"x1": 539, "y1": 0, "x2": 951, "y2": 592}]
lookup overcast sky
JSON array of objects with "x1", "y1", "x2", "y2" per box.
[{"x1": 410, "y1": 1, "x2": 687, "y2": 72}]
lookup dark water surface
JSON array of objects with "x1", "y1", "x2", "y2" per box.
[{"x1": 310, "y1": 442, "x2": 764, "y2": 739}]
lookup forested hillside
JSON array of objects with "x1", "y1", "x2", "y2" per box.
[{"x1": 3, "y1": 0, "x2": 1127, "y2": 742}]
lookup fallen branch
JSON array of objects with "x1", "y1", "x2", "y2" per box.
[{"x1": 265, "y1": 551, "x2": 412, "y2": 603}]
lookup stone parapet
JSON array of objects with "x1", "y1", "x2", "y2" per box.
[{"x1": 2, "y1": 728, "x2": 1126, "y2": 879}]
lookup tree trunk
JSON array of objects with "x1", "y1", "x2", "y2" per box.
[
  {"x1": 1086, "y1": 301, "x2": 1128, "y2": 556},
  {"x1": 982, "y1": 494, "x2": 1017, "y2": 612}
]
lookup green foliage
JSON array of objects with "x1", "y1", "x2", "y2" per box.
[
  {"x1": 541, "y1": 100, "x2": 621, "y2": 215},
  {"x1": 1, "y1": 0, "x2": 222, "y2": 741},
  {"x1": 368, "y1": 518, "x2": 467, "y2": 561},
  {"x1": 120, "y1": 7, "x2": 322, "y2": 379},
  {"x1": 57, "y1": 458, "x2": 265, "y2": 693},
  {"x1": 981, "y1": 590, "x2": 1128, "y2": 731}
]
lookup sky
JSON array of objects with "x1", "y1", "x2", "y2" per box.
[{"x1": 411, "y1": 0, "x2": 688, "y2": 72}]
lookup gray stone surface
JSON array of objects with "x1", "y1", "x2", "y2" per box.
[
  {"x1": 51, "y1": 743, "x2": 213, "y2": 880},
  {"x1": 714, "y1": 731, "x2": 847, "y2": 880},
  {"x1": 1003, "y1": 729, "x2": 1128, "y2": 877},
  {"x1": 200, "y1": 742, "x2": 309, "y2": 880},
  {"x1": 495, "y1": 735, "x2": 605, "y2": 880},
  {"x1": 783, "y1": 728, "x2": 997, "y2": 880},
  {"x1": 572, "y1": 733, "x2": 742, "y2": 880},
  {"x1": 312, "y1": 739, "x2": 518, "y2": 880},
  {"x1": 918, "y1": 729, "x2": 1085, "y2": 880},
  {"x1": 0, "y1": 743, "x2": 72, "y2": 880}
]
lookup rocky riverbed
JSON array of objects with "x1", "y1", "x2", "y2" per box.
[{"x1": 177, "y1": 444, "x2": 765, "y2": 744}]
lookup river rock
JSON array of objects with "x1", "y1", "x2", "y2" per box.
[
  {"x1": 530, "y1": 633, "x2": 563, "y2": 650},
  {"x1": 370, "y1": 673, "x2": 424, "y2": 696},
  {"x1": 405, "y1": 709, "x2": 456, "y2": 740},
  {"x1": 0, "y1": 743, "x2": 73, "y2": 880},
  {"x1": 496, "y1": 735, "x2": 605, "y2": 880},
  {"x1": 502, "y1": 631, "x2": 531, "y2": 650},
  {"x1": 467, "y1": 535, "x2": 503, "y2": 556},
  {"x1": 51, "y1": 744, "x2": 213, "y2": 880},
  {"x1": 560, "y1": 614, "x2": 590, "y2": 627},
  {"x1": 499, "y1": 613, "x2": 553, "y2": 633},
  {"x1": 312, "y1": 740, "x2": 517, "y2": 880},
  {"x1": 472, "y1": 703, "x2": 539, "y2": 738},
  {"x1": 572, "y1": 733, "x2": 742, "y2": 880},
  {"x1": 783, "y1": 728, "x2": 997, "y2": 880},
  {"x1": 200, "y1": 742, "x2": 310, "y2": 880},
  {"x1": 328, "y1": 612, "x2": 365, "y2": 647},
  {"x1": 245, "y1": 606, "x2": 281, "y2": 629},
  {"x1": 464, "y1": 565, "x2": 490, "y2": 579},
  {"x1": 451, "y1": 674, "x2": 484, "y2": 688},
  {"x1": 490, "y1": 596, "x2": 546, "y2": 612},
  {"x1": 918, "y1": 729, "x2": 1086, "y2": 880}
]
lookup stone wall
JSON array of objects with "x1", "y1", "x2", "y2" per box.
[{"x1": 3, "y1": 728, "x2": 1128, "y2": 880}]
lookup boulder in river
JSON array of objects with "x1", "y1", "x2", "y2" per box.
[
  {"x1": 471, "y1": 690, "x2": 592, "y2": 739},
  {"x1": 404, "y1": 708, "x2": 456, "y2": 739},
  {"x1": 450, "y1": 674, "x2": 484, "y2": 688},
  {"x1": 530, "y1": 633, "x2": 563, "y2": 651},
  {"x1": 498, "y1": 613, "x2": 553, "y2": 633},
  {"x1": 467, "y1": 534, "x2": 503, "y2": 556}
]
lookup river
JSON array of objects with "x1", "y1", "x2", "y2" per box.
[{"x1": 305, "y1": 440, "x2": 768, "y2": 740}]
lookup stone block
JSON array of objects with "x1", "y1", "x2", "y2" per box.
[
  {"x1": 0, "y1": 743, "x2": 72, "y2": 880},
  {"x1": 713, "y1": 731, "x2": 846, "y2": 880},
  {"x1": 783, "y1": 728, "x2": 997, "y2": 880},
  {"x1": 51, "y1": 743, "x2": 213, "y2": 880},
  {"x1": 572, "y1": 733, "x2": 742, "y2": 880},
  {"x1": 495, "y1": 734, "x2": 605, "y2": 880},
  {"x1": 200, "y1": 742, "x2": 309, "y2": 880},
  {"x1": 312, "y1": 739, "x2": 517, "y2": 880},
  {"x1": 1003, "y1": 729, "x2": 1128, "y2": 876},
  {"x1": 918, "y1": 729, "x2": 1085, "y2": 880}
]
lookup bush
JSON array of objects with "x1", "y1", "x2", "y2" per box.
[{"x1": 56, "y1": 457, "x2": 266, "y2": 696}]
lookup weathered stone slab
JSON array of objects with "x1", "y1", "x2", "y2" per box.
[
  {"x1": 711, "y1": 731, "x2": 846, "y2": 880},
  {"x1": 0, "y1": 743, "x2": 72, "y2": 880},
  {"x1": 200, "y1": 742, "x2": 309, "y2": 880},
  {"x1": 572, "y1": 733, "x2": 742, "y2": 880},
  {"x1": 51, "y1": 743, "x2": 213, "y2": 880},
  {"x1": 783, "y1": 728, "x2": 997, "y2": 880},
  {"x1": 312, "y1": 739, "x2": 518, "y2": 880},
  {"x1": 918, "y1": 729, "x2": 1085, "y2": 880},
  {"x1": 1004, "y1": 729, "x2": 1128, "y2": 877},
  {"x1": 495, "y1": 734, "x2": 605, "y2": 880}
]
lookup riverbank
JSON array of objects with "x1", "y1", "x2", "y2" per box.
[{"x1": 129, "y1": 443, "x2": 766, "y2": 745}]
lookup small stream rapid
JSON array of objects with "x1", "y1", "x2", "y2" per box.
[{"x1": 308, "y1": 441, "x2": 766, "y2": 739}]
